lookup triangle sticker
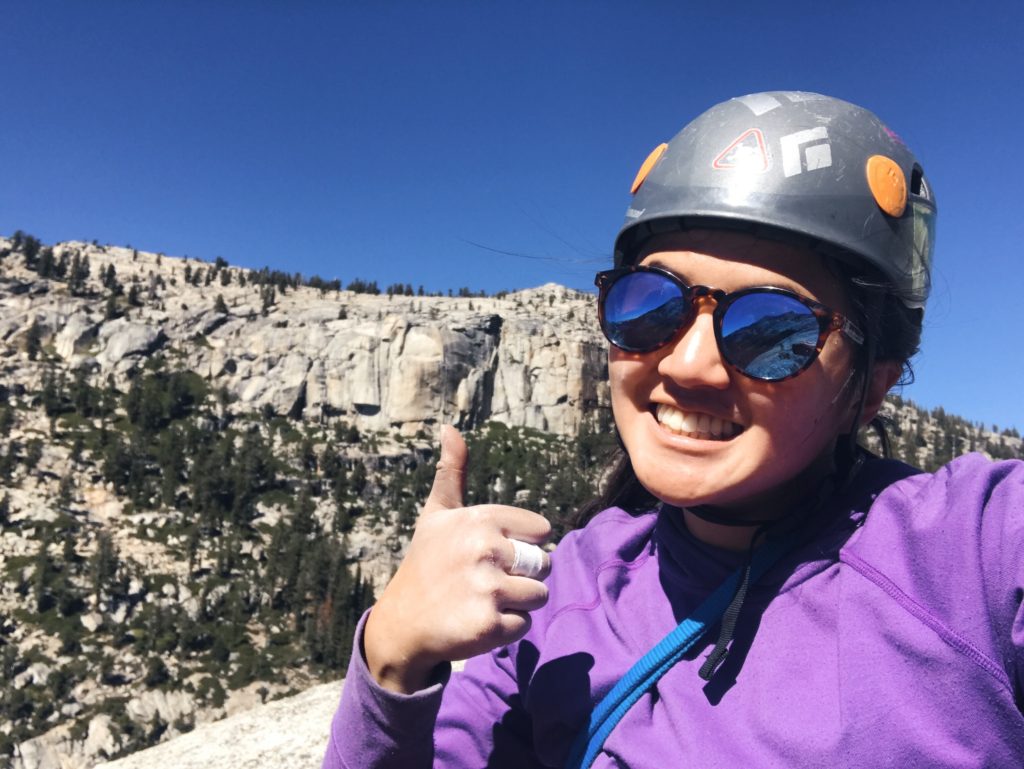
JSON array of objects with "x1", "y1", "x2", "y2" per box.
[{"x1": 712, "y1": 128, "x2": 769, "y2": 172}]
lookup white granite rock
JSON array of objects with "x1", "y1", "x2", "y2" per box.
[
  {"x1": 96, "y1": 680, "x2": 344, "y2": 769},
  {"x1": 0, "y1": 239, "x2": 611, "y2": 439}
]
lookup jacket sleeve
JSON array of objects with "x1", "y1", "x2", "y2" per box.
[
  {"x1": 321, "y1": 611, "x2": 543, "y2": 769},
  {"x1": 321, "y1": 610, "x2": 449, "y2": 769},
  {"x1": 977, "y1": 459, "x2": 1024, "y2": 700}
]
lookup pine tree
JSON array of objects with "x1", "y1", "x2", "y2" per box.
[
  {"x1": 89, "y1": 532, "x2": 121, "y2": 602},
  {"x1": 68, "y1": 252, "x2": 90, "y2": 295},
  {"x1": 36, "y1": 247, "x2": 55, "y2": 278},
  {"x1": 25, "y1": 318, "x2": 43, "y2": 360},
  {"x1": 32, "y1": 536, "x2": 56, "y2": 612}
]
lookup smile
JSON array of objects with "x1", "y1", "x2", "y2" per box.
[{"x1": 654, "y1": 404, "x2": 742, "y2": 441}]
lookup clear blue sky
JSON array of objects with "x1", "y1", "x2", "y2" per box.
[{"x1": 3, "y1": 1, "x2": 1022, "y2": 431}]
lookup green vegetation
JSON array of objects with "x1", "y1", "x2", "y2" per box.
[{"x1": 0, "y1": 367, "x2": 378, "y2": 758}]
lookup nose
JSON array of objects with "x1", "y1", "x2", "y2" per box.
[{"x1": 655, "y1": 304, "x2": 731, "y2": 389}]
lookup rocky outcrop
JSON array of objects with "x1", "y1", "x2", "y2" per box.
[
  {"x1": 0, "y1": 240, "x2": 610, "y2": 437},
  {"x1": 94, "y1": 680, "x2": 343, "y2": 769}
]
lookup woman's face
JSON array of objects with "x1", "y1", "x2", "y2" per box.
[{"x1": 609, "y1": 230, "x2": 861, "y2": 517}]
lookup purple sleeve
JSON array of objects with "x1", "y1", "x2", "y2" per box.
[
  {"x1": 927, "y1": 457, "x2": 1024, "y2": 693},
  {"x1": 847, "y1": 455, "x2": 1024, "y2": 700},
  {"x1": 321, "y1": 610, "x2": 449, "y2": 769},
  {"x1": 976, "y1": 460, "x2": 1024, "y2": 692},
  {"x1": 321, "y1": 611, "x2": 543, "y2": 768}
]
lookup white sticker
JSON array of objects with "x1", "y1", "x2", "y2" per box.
[
  {"x1": 780, "y1": 127, "x2": 832, "y2": 177},
  {"x1": 735, "y1": 93, "x2": 782, "y2": 116}
]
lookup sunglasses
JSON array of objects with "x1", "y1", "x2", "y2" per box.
[{"x1": 595, "y1": 265, "x2": 864, "y2": 382}]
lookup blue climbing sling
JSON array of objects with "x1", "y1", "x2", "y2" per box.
[{"x1": 562, "y1": 535, "x2": 793, "y2": 769}]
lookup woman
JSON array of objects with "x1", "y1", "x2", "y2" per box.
[{"x1": 322, "y1": 93, "x2": 1024, "y2": 767}]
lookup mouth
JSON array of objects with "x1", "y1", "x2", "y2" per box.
[{"x1": 654, "y1": 403, "x2": 743, "y2": 441}]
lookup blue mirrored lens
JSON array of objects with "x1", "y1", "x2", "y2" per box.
[
  {"x1": 603, "y1": 272, "x2": 688, "y2": 350},
  {"x1": 720, "y1": 293, "x2": 820, "y2": 380}
]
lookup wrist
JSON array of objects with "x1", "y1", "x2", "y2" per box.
[{"x1": 364, "y1": 605, "x2": 441, "y2": 694}]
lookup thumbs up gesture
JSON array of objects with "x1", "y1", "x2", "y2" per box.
[{"x1": 364, "y1": 425, "x2": 552, "y2": 693}]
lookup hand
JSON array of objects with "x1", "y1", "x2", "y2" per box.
[{"x1": 364, "y1": 425, "x2": 552, "y2": 693}]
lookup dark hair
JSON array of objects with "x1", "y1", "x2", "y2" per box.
[
  {"x1": 836, "y1": 260, "x2": 923, "y2": 458},
  {"x1": 571, "y1": 256, "x2": 924, "y2": 529}
]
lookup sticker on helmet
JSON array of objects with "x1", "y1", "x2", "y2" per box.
[
  {"x1": 866, "y1": 155, "x2": 907, "y2": 218},
  {"x1": 630, "y1": 143, "x2": 668, "y2": 194},
  {"x1": 735, "y1": 93, "x2": 781, "y2": 116},
  {"x1": 712, "y1": 129, "x2": 769, "y2": 172},
  {"x1": 780, "y1": 127, "x2": 832, "y2": 177},
  {"x1": 883, "y1": 125, "x2": 906, "y2": 146}
]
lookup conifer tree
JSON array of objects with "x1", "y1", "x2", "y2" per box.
[{"x1": 25, "y1": 318, "x2": 43, "y2": 360}]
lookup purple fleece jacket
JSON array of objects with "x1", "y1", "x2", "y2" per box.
[{"x1": 323, "y1": 454, "x2": 1024, "y2": 768}]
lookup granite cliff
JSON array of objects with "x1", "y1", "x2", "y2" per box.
[{"x1": 3, "y1": 238, "x2": 609, "y2": 436}]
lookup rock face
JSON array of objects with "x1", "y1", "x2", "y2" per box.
[
  {"x1": 0, "y1": 238, "x2": 613, "y2": 769},
  {"x1": 0, "y1": 240, "x2": 610, "y2": 437},
  {"x1": 94, "y1": 680, "x2": 343, "y2": 769}
]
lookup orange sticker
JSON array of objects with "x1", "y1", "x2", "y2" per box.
[
  {"x1": 866, "y1": 155, "x2": 907, "y2": 218},
  {"x1": 631, "y1": 143, "x2": 668, "y2": 194}
]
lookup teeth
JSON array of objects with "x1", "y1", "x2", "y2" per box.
[
  {"x1": 681, "y1": 411, "x2": 699, "y2": 433},
  {"x1": 655, "y1": 404, "x2": 739, "y2": 440},
  {"x1": 667, "y1": 407, "x2": 684, "y2": 432}
]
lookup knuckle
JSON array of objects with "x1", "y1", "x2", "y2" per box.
[
  {"x1": 462, "y1": 529, "x2": 506, "y2": 565},
  {"x1": 474, "y1": 570, "x2": 506, "y2": 600},
  {"x1": 463, "y1": 531, "x2": 497, "y2": 562}
]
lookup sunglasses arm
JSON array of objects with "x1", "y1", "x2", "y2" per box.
[{"x1": 837, "y1": 316, "x2": 865, "y2": 346}]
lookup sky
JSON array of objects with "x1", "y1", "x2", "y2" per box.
[{"x1": 2, "y1": 1, "x2": 1023, "y2": 432}]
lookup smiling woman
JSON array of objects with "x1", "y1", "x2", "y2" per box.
[
  {"x1": 607, "y1": 231, "x2": 881, "y2": 526},
  {"x1": 321, "y1": 93, "x2": 1024, "y2": 768}
]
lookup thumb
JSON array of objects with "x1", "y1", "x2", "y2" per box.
[{"x1": 422, "y1": 424, "x2": 468, "y2": 514}]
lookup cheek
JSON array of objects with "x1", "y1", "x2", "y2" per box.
[
  {"x1": 607, "y1": 349, "x2": 640, "y2": 403},
  {"x1": 608, "y1": 359, "x2": 634, "y2": 427},
  {"x1": 756, "y1": 374, "x2": 854, "y2": 448}
]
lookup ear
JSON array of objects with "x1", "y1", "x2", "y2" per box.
[{"x1": 857, "y1": 360, "x2": 903, "y2": 426}]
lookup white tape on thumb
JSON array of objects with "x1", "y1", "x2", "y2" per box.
[{"x1": 509, "y1": 539, "x2": 547, "y2": 580}]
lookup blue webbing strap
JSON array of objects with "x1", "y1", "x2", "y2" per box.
[{"x1": 563, "y1": 537, "x2": 792, "y2": 769}]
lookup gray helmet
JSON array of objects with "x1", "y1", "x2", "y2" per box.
[{"x1": 616, "y1": 91, "x2": 936, "y2": 309}]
